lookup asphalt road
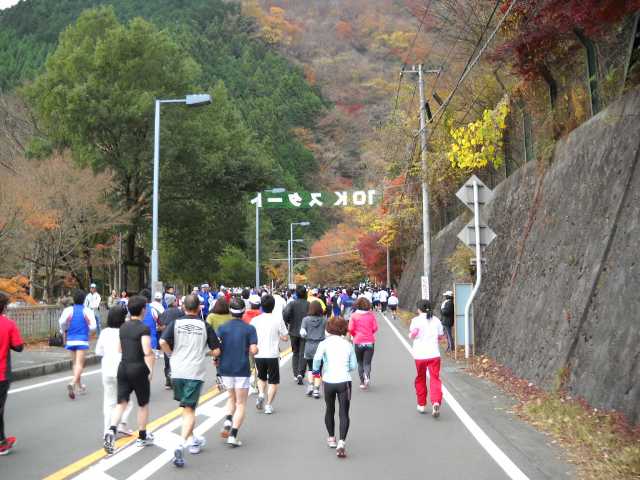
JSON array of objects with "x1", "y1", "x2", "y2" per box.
[{"x1": 1, "y1": 313, "x2": 573, "y2": 480}]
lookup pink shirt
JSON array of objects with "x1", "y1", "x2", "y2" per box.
[{"x1": 348, "y1": 310, "x2": 378, "y2": 344}]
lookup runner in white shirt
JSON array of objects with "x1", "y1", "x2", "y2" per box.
[
  {"x1": 409, "y1": 300, "x2": 444, "y2": 417},
  {"x1": 379, "y1": 289, "x2": 389, "y2": 312},
  {"x1": 387, "y1": 292, "x2": 399, "y2": 320},
  {"x1": 84, "y1": 283, "x2": 102, "y2": 334},
  {"x1": 96, "y1": 305, "x2": 133, "y2": 436},
  {"x1": 250, "y1": 294, "x2": 288, "y2": 414}
]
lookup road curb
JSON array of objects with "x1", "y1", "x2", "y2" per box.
[{"x1": 12, "y1": 354, "x2": 100, "y2": 382}]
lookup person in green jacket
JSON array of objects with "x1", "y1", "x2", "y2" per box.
[{"x1": 206, "y1": 297, "x2": 232, "y2": 333}]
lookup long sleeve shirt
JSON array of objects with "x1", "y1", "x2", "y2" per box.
[{"x1": 312, "y1": 335, "x2": 357, "y2": 383}]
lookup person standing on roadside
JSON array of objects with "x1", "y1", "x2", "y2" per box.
[
  {"x1": 158, "y1": 294, "x2": 183, "y2": 389},
  {"x1": 107, "y1": 290, "x2": 119, "y2": 309},
  {"x1": 103, "y1": 296, "x2": 156, "y2": 455},
  {"x1": 348, "y1": 297, "x2": 378, "y2": 390},
  {"x1": 96, "y1": 305, "x2": 133, "y2": 437},
  {"x1": 440, "y1": 291, "x2": 455, "y2": 353},
  {"x1": 251, "y1": 294, "x2": 288, "y2": 414},
  {"x1": 217, "y1": 297, "x2": 258, "y2": 447},
  {"x1": 410, "y1": 300, "x2": 443, "y2": 417},
  {"x1": 283, "y1": 285, "x2": 310, "y2": 385},
  {"x1": 0, "y1": 293, "x2": 24, "y2": 455},
  {"x1": 300, "y1": 301, "x2": 326, "y2": 398},
  {"x1": 59, "y1": 289, "x2": 96, "y2": 399},
  {"x1": 160, "y1": 294, "x2": 221, "y2": 468},
  {"x1": 85, "y1": 283, "x2": 102, "y2": 335},
  {"x1": 313, "y1": 316, "x2": 356, "y2": 458}
]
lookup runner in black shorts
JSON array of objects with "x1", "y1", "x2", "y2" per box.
[{"x1": 104, "y1": 296, "x2": 156, "y2": 454}]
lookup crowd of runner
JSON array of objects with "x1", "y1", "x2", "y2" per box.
[{"x1": 0, "y1": 283, "x2": 453, "y2": 462}]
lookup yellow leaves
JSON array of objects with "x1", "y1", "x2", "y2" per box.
[
  {"x1": 241, "y1": 1, "x2": 301, "y2": 45},
  {"x1": 448, "y1": 97, "x2": 510, "y2": 171}
]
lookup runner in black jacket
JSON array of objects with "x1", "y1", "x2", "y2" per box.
[
  {"x1": 282, "y1": 285, "x2": 309, "y2": 384},
  {"x1": 440, "y1": 291, "x2": 454, "y2": 352}
]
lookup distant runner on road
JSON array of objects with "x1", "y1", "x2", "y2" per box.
[
  {"x1": 313, "y1": 316, "x2": 357, "y2": 458},
  {"x1": 409, "y1": 300, "x2": 443, "y2": 417},
  {"x1": 387, "y1": 291, "x2": 399, "y2": 320},
  {"x1": 283, "y1": 285, "x2": 309, "y2": 385}
]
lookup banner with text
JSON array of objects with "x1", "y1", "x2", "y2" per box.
[{"x1": 251, "y1": 190, "x2": 380, "y2": 209}]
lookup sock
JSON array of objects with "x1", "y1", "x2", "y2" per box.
[
  {"x1": 139, "y1": 430, "x2": 147, "y2": 440},
  {"x1": 225, "y1": 414, "x2": 232, "y2": 422},
  {"x1": 230, "y1": 428, "x2": 238, "y2": 438},
  {"x1": 109, "y1": 425, "x2": 117, "y2": 435}
]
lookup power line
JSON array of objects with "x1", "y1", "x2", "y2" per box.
[{"x1": 270, "y1": 250, "x2": 359, "y2": 262}]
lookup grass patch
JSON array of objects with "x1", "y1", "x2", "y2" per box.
[{"x1": 466, "y1": 356, "x2": 640, "y2": 480}]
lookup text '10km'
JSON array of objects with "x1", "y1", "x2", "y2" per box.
[{"x1": 250, "y1": 190, "x2": 380, "y2": 209}]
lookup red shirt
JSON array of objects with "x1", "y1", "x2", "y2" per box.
[
  {"x1": 242, "y1": 309, "x2": 261, "y2": 325},
  {"x1": 0, "y1": 314, "x2": 24, "y2": 382},
  {"x1": 348, "y1": 310, "x2": 378, "y2": 345}
]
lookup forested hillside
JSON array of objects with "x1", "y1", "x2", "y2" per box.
[
  {"x1": 240, "y1": 0, "x2": 640, "y2": 286},
  {"x1": 0, "y1": 0, "x2": 331, "y2": 293}
]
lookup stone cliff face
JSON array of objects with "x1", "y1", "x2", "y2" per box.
[{"x1": 398, "y1": 88, "x2": 640, "y2": 424}]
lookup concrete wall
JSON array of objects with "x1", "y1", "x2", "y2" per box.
[{"x1": 397, "y1": 88, "x2": 640, "y2": 424}]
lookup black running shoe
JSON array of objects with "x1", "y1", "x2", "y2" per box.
[{"x1": 103, "y1": 431, "x2": 115, "y2": 455}]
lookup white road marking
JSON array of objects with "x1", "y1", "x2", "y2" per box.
[
  {"x1": 8, "y1": 369, "x2": 102, "y2": 394},
  {"x1": 381, "y1": 313, "x2": 530, "y2": 480},
  {"x1": 74, "y1": 354, "x2": 292, "y2": 479}
]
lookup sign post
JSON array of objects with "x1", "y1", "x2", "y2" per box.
[{"x1": 455, "y1": 175, "x2": 496, "y2": 359}]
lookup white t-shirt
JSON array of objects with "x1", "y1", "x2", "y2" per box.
[
  {"x1": 273, "y1": 294, "x2": 286, "y2": 322},
  {"x1": 379, "y1": 290, "x2": 389, "y2": 302},
  {"x1": 84, "y1": 292, "x2": 101, "y2": 310},
  {"x1": 388, "y1": 295, "x2": 399, "y2": 306},
  {"x1": 251, "y1": 312, "x2": 288, "y2": 359},
  {"x1": 409, "y1": 314, "x2": 444, "y2": 360},
  {"x1": 95, "y1": 327, "x2": 122, "y2": 377}
]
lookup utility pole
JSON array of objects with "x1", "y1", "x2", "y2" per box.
[
  {"x1": 386, "y1": 245, "x2": 391, "y2": 288},
  {"x1": 402, "y1": 64, "x2": 440, "y2": 300}
]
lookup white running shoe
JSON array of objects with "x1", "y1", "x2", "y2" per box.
[
  {"x1": 432, "y1": 403, "x2": 440, "y2": 418},
  {"x1": 336, "y1": 440, "x2": 346, "y2": 458},
  {"x1": 327, "y1": 437, "x2": 337, "y2": 448},
  {"x1": 220, "y1": 420, "x2": 232, "y2": 439},
  {"x1": 135, "y1": 433, "x2": 154, "y2": 447},
  {"x1": 417, "y1": 405, "x2": 426, "y2": 414},
  {"x1": 256, "y1": 395, "x2": 265, "y2": 410},
  {"x1": 188, "y1": 435, "x2": 206, "y2": 454},
  {"x1": 306, "y1": 384, "x2": 314, "y2": 396},
  {"x1": 264, "y1": 404, "x2": 273, "y2": 415},
  {"x1": 227, "y1": 436, "x2": 243, "y2": 447}
]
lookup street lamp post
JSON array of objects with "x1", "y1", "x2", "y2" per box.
[
  {"x1": 289, "y1": 221, "x2": 310, "y2": 285},
  {"x1": 255, "y1": 188, "x2": 286, "y2": 289},
  {"x1": 151, "y1": 94, "x2": 212, "y2": 293}
]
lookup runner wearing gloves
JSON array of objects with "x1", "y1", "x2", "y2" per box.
[
  {"x1": 313, "y1": 316, "x2": 357, "y2": 458},
  {"x1": 300, "y1": 301, "x2": 326, "y2": 398},
  {"x1": 409, "y1": 300, "x2": 444, "y2": 417}
]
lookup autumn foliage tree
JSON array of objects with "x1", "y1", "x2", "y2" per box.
[
  {"x1": 306, "y1": 224, "x2": 366, "y2": 285},
  {"x1": 1, "y1": 152, "x2": 127, "y2": 299}
]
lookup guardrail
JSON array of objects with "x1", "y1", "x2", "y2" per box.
[{"x1": 5, "y1": 304, "x2": 108, "y2": 340}]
